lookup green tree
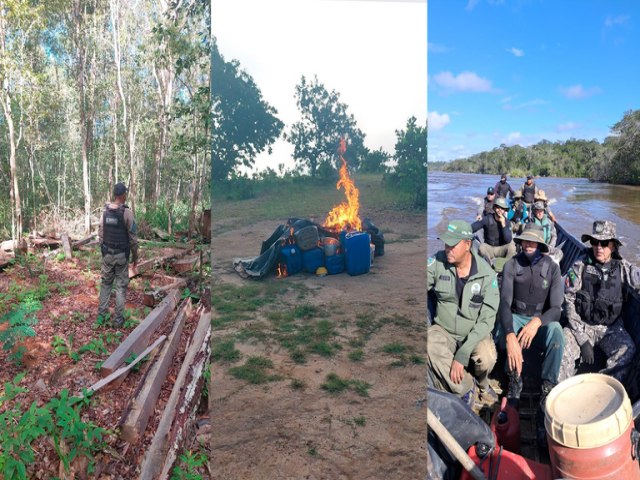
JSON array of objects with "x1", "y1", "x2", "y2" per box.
[
  {"x1": 391, "y1": 116, "x2": 426, "y2": 208},
  {"x1": 360, "y1": 147, "x2": 390, "y2": 173},
  {"x1": 211, "y1": 40, "x2": 283, "y2": 181},
  {"x1": 286, "y1": 75, "x2": 366, "y2": 177}
]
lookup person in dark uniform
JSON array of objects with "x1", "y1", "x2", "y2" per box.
[
  {"x1": 495, "y1": 222, "x2": 564, "y2": 445},
  {"x1": 476, "y1": 187, "x2": 496, "y2": 221},
  {"x1": 521, "y1": 175, "x2": 537, "y2": 210},
  {"x1": 559, "y1": 220, "x2": 640, "y2": 383},
  {"x1": 471, "y1": 197, "x2": 516, "y2": 263},
  {"x1": 494, "y1": 174, "x2": 515, "y2": 200},
  {"x1": 507, "y1": 189, "x2": 528, "y2": 234},
  {"x1": 98, "y1": 182, "x2": 139, "y2": 326}
]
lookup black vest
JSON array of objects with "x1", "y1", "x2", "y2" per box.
[
  {"x1": 512, "y1": 254, "x2": 553, "y2": 316},
  {"x1": 483, "y1": 197, "x2": 494, "y2": 216},
  {"x1": 522, "y1": 183, "x2": 536, "y2": 203},
  {"x1": 483, "y1": 215, "x2": 503, "y2": 247},
  {"x1": 495, "y1": 182, "x2": 510, "y2": 198},
  {"x1": 102, "y1": 204, "x2": 129, "y2": 252},
  {"x1": 576, "y1": 259, "x2": 624, "y2": 326}
]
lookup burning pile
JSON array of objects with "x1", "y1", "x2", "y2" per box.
[{"x1": 323, "y1": 138, "x2": 362, "y2": 233}]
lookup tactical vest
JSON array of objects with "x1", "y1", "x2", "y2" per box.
[
  {"x1": 483, "y1": 198, "x2": 494, "y2": 216},
  {"x1": 532, "y1": 215, "x2": 552, "y2": 243},
  {"x1": 495, "y1": 182, "x2": 510, "y2": 198},
  {"x1": 102, "y1": 204, "x2": 129, "y2": 255},
  {"x1": 522, "y1": 183, "x2": 536, "y2": 203},
  {"x1": 575, "y1": 259, "x2": 624, "y2": 326},
  {"x1": 512, "y1": 254, "x2": 552, "y2": 316},
  {"x1": 483, "y1": 215, "x2": 502, "y2": 247}
]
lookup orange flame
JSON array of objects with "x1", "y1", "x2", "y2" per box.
[
  {"x1": 276, "y1": 263, "x2": 288, "y2": 278},
  {"x1": 323, "y1": 138, "x2": 362, "y2": 232}
]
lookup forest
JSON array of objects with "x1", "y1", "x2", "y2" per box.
[
  {"x1": 0, "y1": 0, "x2": 210, "y2": 242},
  {"x1": 429, "y1": 109, "x2": 640, "y2": 185}
]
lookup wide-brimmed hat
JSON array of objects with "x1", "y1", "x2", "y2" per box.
[
  {"x1": 439, "y1": 220, "x2": 474, "y2": 247},
  {"x1": 493, "y1": 198, "x2": 509, "y2": 210},
  {"x1": 532, "y1": 201, "x2": 545, "y2": 211},
  {"x1": 581, "y1": 220, "x2": 623, "y2": 247},
  {"x1": 535, "y1": 189, "x2": 548, "y2": 201},
  {"x1": 514, "y1": 223, "x2": 550, "y2": 253},
  {"x1": 513, "y1": 189, "x2": 523, "y2": 199}
]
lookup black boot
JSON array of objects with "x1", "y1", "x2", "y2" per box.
[
  {"x1": 506, "y1": 369, "x2": 523, "y2": 409},
  {"x1": 537, "y1": 380, "x2": 556, "y2": 450}
]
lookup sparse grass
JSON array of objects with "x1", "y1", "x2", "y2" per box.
[
  {"x1": 348, "y1": 349, "x2": 364, "y2": 362},
  {"x1": 294, "y1": 304, "x2": 322, "y2": 319},
  {"x1": 291, "y1": 378, "x2": 306, "y2": 390},
  {"x1": 212, "y1": 340, "x2": 241, "y2": 363},
  {"x1": 382, "y1": 343, "x2": 408, "y2": 355},
  {"x1": 321, "y1": 373, "x2": 371, "y2": 397},
  {"x1": 234, "y1": 324, "x2": 269, "y2": 343},
  {"x1": 228, "y1": 356, "x2": 281, "y2": 384},
  {"x1": 353, "y1": 416, "x2": 366, "y2": 426},
  {"x1": 290, "y1": 349, "x2": 307, "y2": 364},
  {"x1": 410, "y1": 354, "x2": 425, "y2": 364},
  {"x1": 385, "y1": 232, "x2": 421, "y2": 244}
]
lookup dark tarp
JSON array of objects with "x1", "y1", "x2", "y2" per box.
[{"x1": 233, "y1": 217, "x2": 385, "y2": 279}]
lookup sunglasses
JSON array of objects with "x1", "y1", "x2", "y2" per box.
[{"x1": 590, "y1": 239, "x2": 612, "y2": 248}]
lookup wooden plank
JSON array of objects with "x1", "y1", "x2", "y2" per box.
[
  {"x1": 172, "y1": 254, "x2": 199, "y2": 274},
  {"x1": 143, "y1": 278, "x2": 188, "y2": 307},
  {"x1": 86, "y1": 335, "x2": 167, "y2": 395},
  {"x1": 138, "y1": 309, "x2": 211, "y2": 480},
  {"x1": 120, "y1": 300, "x2": 191, "y2": 444},
  {"x1": 100, "y1": 289, "x2": 179, "y2": 377},
  {"x1": 61, "y1": 233, "x2": 73, "y2": 260},
  {"x1": 71, "y1": 234, "x2": 96, "y2": 250},
  {"x1": 131, "y1": 248, "x2": 195, "y2": 279},
  {"x1": 31, "y1": 238, "x2": 62, "y2": 248}
]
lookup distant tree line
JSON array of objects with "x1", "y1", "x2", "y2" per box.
[{"x1": 429, "y1": 109, "x2": 640, "y2": 185}]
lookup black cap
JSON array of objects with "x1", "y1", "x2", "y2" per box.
[
  {"x1": 487, "y1": 187, "x2": 495, "y2": 194},
  {"x1": 113, "y1": 182, "x2": 128, "y2": 196},
  {"x1": 527, "y1": 175, "x2": 533, "y2": 180}
]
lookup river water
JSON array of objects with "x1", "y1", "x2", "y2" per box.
[{"x1": 427, "y1": 171, "x2": 640, "y2": 265}]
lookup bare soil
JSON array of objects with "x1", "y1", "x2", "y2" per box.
[{"x1": 210, "y1": 208, "x2": 427, "y2": 479}]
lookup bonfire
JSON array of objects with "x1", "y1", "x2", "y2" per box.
[{"x1": 323, "y1": 137, "x2": 362, "y2": 233}]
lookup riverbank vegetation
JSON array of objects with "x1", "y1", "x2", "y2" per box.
[{"x1": 430, "y1": 109, "x2": 640, "y2": 185}]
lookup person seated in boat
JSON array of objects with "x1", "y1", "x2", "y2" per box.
[
  {"x1": 494, "y1": 173, "x2": 515, "y2": 200},
  {"x1": 528, "y1": 201, "x2": 557, "y2": 248},
  {"x1": 476, "y1": 186, "x2": 496, "y2": 221},
  {"x1": 520, "y1": 175, "x2": 538, "y2": 210},
  {"x1": 495, "y1": 223, "x2": 564, "y2": 444},
  {"x1": 427, "y1": 220, "x2": 500, "y2": 408},
  {"x1": 507, "y1": 189, "x2": 528, "y2": 234},
  {"x1": 534, "y1": 189, "x2": 557, "y2": 223},
  {"x1": 558, "y1": 220, "x2": 640, "y2": 384},
  {"x1": 471, "y1": 197, "x2": 516, "y2": 263}
]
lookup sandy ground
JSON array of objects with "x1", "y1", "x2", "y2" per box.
[{"x1": 209, "y1": 209, "x2": 427, "y2": 480}]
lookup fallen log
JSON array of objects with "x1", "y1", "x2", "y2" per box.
[
  {"x1": 0, "y1": 250, "x2": 14, "y2": 268},
  {"x1": 120, "y1": 300, "x2": 192, "y2": 443},
  {"x1": 31, "y1": 238, "x2": 62, "y2": 248},
  {"x1": 132, "y1": 248, "x2": 195, "y2": 279},
  {"x1": 71, "y1": 234, "x2": 96, "y2": 249},
  {"x1": 172, "y1": 254, "x2": 200, "y2": 274},
  {"x1": 61, "y1": 233, "x2": 73, "y2": 260},
  {"x1": 138, "y1": 309, "x2": 211, "y2": 480},
  {"x1": 143, "y1": 278, "x2": 188, "y2": 307},
  {"x1": 86, "y1": 335, "x2": 167, "y2": 395},
  {"x1": 152, "y1": 228, "x2": 171, "y2": 240},
  {"x1": 100, "y1": 289, "x2": 179, "y2": 377}
]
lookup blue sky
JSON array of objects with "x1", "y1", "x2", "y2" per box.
[{"x1": 428, "y1": 0, "x2": 640, "y2": 163}]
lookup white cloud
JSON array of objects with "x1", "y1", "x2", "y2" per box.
[
  {"x1": 465, "y1": 0, "x2": 480, "y2": 11},
  {"x1": 506, "y1": 47, "x2": 524, "y2": 57},
  {"x1": 605, "y1": 14, "x2": 630, "y2": 27},
  {"x1": 433, "y1": 71, "x2": 492, "y2": 92},
  {"x1": 559, "y1": 84, "x2": 602, "y2": 99},
  {"x1": 503, "y1": 132, "x2": 522, "y2": 145},
  {"x1": 503, "y1": 98, "x2": 547, "y2": 110},
  {"x1": 428, "y1": 111, "x2": 451, "y2": 131},
  {"x1": 428, "y1": 42, "x2": 449, "y2": 53},
  {"x1": 556, "y1": 121, "x2": 580, "y2": 132}
]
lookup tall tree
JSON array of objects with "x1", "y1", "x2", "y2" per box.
[
  {"x1": 392, "y1": 116, "x2": 427, "y2": 208},
  {"x1": 210, "y1": 40, "x2": 283, "y2": 181},
  {"x1": 286, "y1": 75, "x2": 366, "y2": 177}
]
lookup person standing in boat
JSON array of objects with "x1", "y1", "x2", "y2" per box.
[
  {"x1": 558, "y1": 220, "x2": 639, "y2": 384},
  {"x1": 494, "y1": 173, "x2": 515, "y2": 200},
  {"x1": 534, "y1": 189, "x2": 557, "y2": 223},
  {"x1": 476, "y1": 186, "x2": 496, "y2": 221},
  {"x1": 507, "y1": 189, "x2": 528, "y2": 234},
  {"x1": 471, "y1": 197, "x2": 516, "y2": 263},
  {"x1": 528, "y1": 201, "x2": 557, "y2": 248},
  {"x1": 427, "y1": 220, "x2": 500, "y2": 408},
  {"x1": 520, "y1": 175, "x2": 538, "y2": 210},
  {"x1": 496, "y1": 223, "x2": 564, "y2": 444}
]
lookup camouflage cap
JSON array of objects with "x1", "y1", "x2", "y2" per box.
[
  {"x1": 581, "y1": 220, "x2": 623, "y2": 246},
  {"x1": 439, "y1": 220, "x2": 474, "y2": 247},
  {"x1": 533, "y1": 201, "x2": 545, "y2": 211},
  {"x1": 493, "y1": 197, "x2": 509, "y2": 210},
  {"x1": 514, "y1": 223, "x2": 550, "y2": 253}
]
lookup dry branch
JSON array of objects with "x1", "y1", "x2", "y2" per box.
[
  {"x1": 131, "y1": 247, "x2": 195, "y2": 278},
  {"x1": 120, "y1": 300, "x2": 191, "y2": 444},
  {"x1": 61, "y1": 233, "x2": 73, "y2": 260},
  {"x1": 100, "y1": 289, "x2": 179, "y2": 377},
  {"x1": 71, "y1": 234, "x2": 96, "y2": 249},
  {"x1": 143, "y1": 278, "x2": 188, "y2": 307},
  {"x1": 138, "y1": 309, "x2": 211, "y2": 480}
]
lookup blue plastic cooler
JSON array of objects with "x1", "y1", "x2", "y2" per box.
[
  {"x1": 344, "y1": 232, "x2": 371, "y2": 276},
  {"x1": 279, "y1": 244, "x2": 302, "y2": 275},
  {"x1": 302, "y1": 248, "x2": 324, "y2": 273}
]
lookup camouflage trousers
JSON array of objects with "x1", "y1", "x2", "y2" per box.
[
  {"x1": 558, "y1": 319, "x2": 636, "y2": 383},
  {"x1": 427, "y1": 324, "x2": 497, "y2": 397},
  {"x1": 98, "y1": 251, "x2": 129, "y2": 322},
  {"x1": 478, "y1": 242, "x2": 517, "y2": 263}
]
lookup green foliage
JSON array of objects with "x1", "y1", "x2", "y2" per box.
[
  {"x1": 0, "y1": 294, "x2": 41, "y2": 365},
  {"x1": 382, "y1": 343, "x2": 408, "y2": 355},
  {"x1": 228, "y1": 356, "x2": 280, "y2": 384},
  {"x1": 348, "y1": 349, "x2": 364, "y2": 362},
  {"x1": 386, "y1": 116, "x2": 427, "y2": 208},
  {"x1": 211, "y1": 340, "x2": 241, "y2": 363},
  {"x1": 77, "y1": 338, "x2": 108, "y2": 356},
  {"x1": 360, "y1": 147, "x2": 390, "y2": 173},
  {"x1": 170, "y1": 450, "x2": 207, "y2": 480},
  {"x1": 0, "y1": 377, "x2": 108, "y2": 479},
  {"x1": 286, "y1": 75, "x2": 366, "y2": 177},
  {"x1": 321, "y1": 373, "x2": 371, "y2": 397},
  {"x1": 290, "y1": 378, "x2": 306, "y2": 390},
  {"x1": 353, "y1": 416, "x2": 366, "y2": 426}
]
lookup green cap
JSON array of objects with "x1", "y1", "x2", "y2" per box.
[{"x1": 439, "y1": 220, "x2": 474, "y2": 246}]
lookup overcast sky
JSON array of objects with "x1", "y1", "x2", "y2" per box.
[{"x1": 213, "y1": 0, "x2": 427, "y2": 173}]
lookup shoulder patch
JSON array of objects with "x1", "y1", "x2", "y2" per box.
[
  {"x1": 565, "y1": 269, "x2": 577, "y2": 287},
  {"x1": 428, "y1": 257, "x2": 435, "y2": 267},
  {"x1": 491, "y1": 278, "x2": 498, "y2": 289}
]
